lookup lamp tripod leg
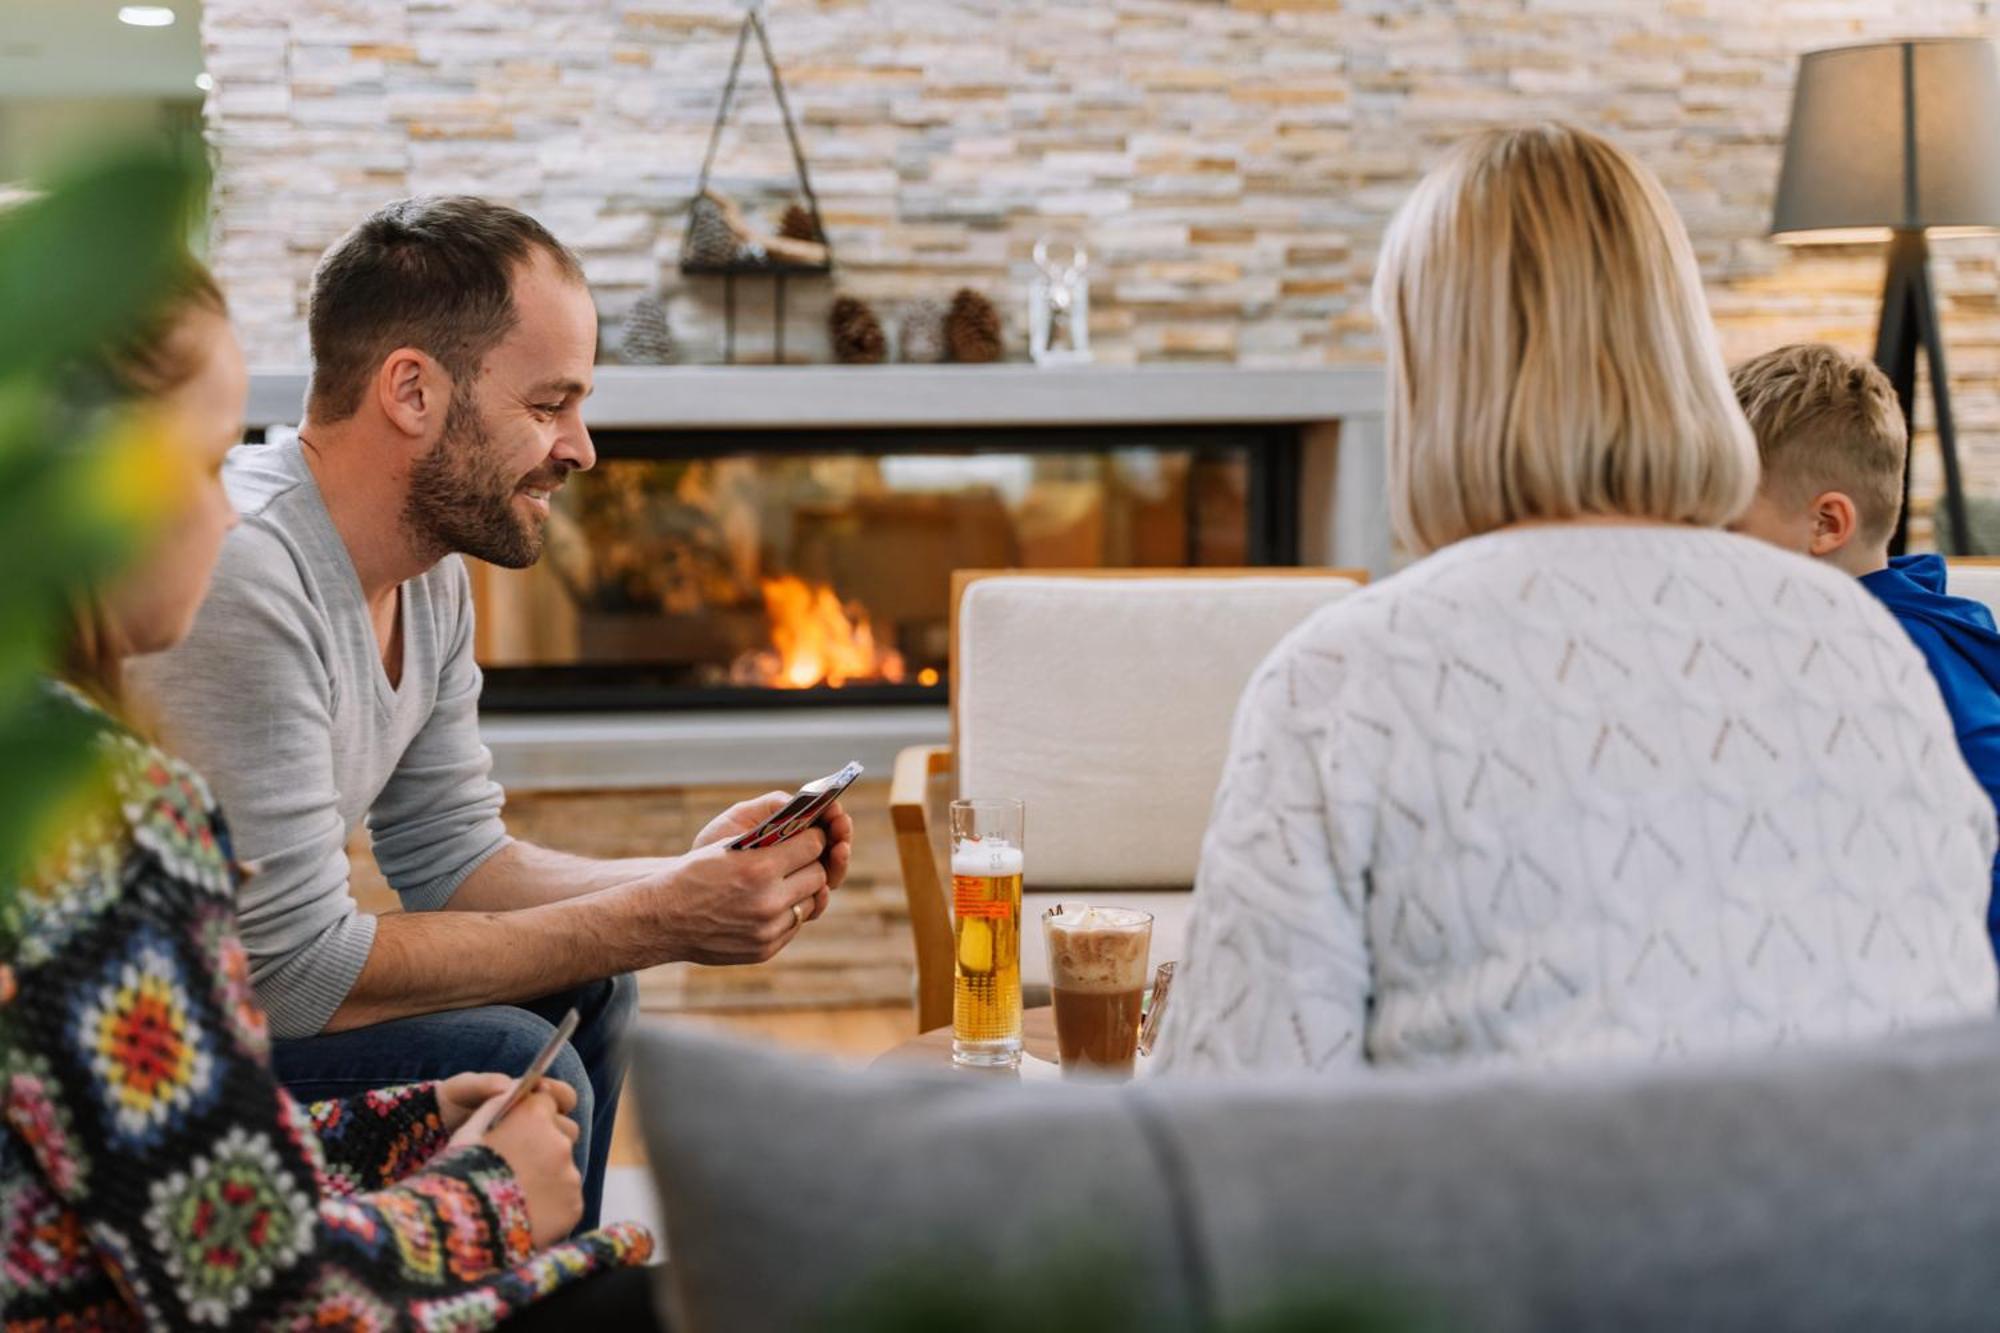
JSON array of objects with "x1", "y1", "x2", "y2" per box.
[
  {"x1": 1876, "y1": 231, "x2": 1923, "y2": 557},
  {"x1": 1912, "y1": 248, "x2": 1972, "y2": 555},
  {"x1": 1876, "y1": 228, "x2": 1973, "y2": 556}
]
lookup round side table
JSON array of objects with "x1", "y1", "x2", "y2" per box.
[{"x1": 874, "y1": 1007, "x2": 1060, "y2": 1070}]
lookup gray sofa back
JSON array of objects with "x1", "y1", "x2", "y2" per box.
[{"x1": 631, "y1": 1020, "x2": 2000, "y2": 1332}]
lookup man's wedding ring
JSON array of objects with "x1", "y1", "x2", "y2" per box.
[{"x1": 791, "y1": 901, "x2": 807, "y2": 928}]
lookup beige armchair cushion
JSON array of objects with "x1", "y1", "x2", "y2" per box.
[
  {"x1": 1947, "y1": 561, "x2": 2000, "y2": 622},
  {"x1": 955, "y1": 574, "x2": 1363, "y2": 890}
]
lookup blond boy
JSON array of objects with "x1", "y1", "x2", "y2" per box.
[{"x1": 1733, "y1": 342, "x2": 2000, "y2": 962}]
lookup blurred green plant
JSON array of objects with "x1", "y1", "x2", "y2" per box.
[
  {"x1": 0, "y1": 144, "x2": 203, "y2": 906},
  {"x1": 822, "y1": 1243, "x2": 1153, "y2": 1333},
  {"x1": 822, "y1": 1240, "x2": 1434, "y2": 1333}
]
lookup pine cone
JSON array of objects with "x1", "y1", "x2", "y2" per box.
[
  {"x1": 684, "y1": 194, "x2": 739, "y2": 268},
  {"x1": 619, "y1": 295, "x2": 673, "y2": 365},
  {"x1": 898, "y1": 298, "x2": 948, "y2": 364},
  {"x1": 778, "y1": 202, "x2": 821, "y2": 244},
  {"x1": 946, "y1": 287, "x2": 1003, "y2": 364},
  {"x1": 830, "y1": 295, "x2": 886, "y2": 365}
]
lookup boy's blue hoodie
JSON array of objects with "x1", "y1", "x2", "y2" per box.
[{"x1": 1861, "y1": 553, "x2": 2000, "y2": 961}]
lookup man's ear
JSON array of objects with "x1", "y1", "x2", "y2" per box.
[
  {"x1": 372, "y1": 348, "x2": 446, "y2": 442},
  {"x1": 1807, "y1": 490, "x2": 1859, "y2": 558}
]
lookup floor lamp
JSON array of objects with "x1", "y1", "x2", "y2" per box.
[{"x1": 1771, "y1": 38, "x2": 2000, "y2": 556}]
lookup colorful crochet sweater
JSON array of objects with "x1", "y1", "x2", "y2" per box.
[{"x1": 0, "y1": 692, "x2": 652, "y2": 1329}]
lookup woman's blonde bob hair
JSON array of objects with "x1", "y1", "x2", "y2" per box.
[{"x1": 1371, "y1": 123, "x2": 1757, "y2": 555}]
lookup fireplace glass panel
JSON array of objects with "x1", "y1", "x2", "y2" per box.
[{"x1": 473, "y1": 429, "x2": 1294, "y2": 708}]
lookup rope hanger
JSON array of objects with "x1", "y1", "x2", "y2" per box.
[
  {"x1": 679, "y1": 6, "x2": 833, "y2": 362},
  {"x1": 686, "y1": 7, "x2": 830, "y2": 267}
]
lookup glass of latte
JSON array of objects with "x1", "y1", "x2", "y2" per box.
[{"x1": 1042, "y1": 905, "x2": 1154, "y2": 1078}]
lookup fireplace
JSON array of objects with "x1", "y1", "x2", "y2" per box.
[{"x1": 471, "y1": 423, "x2": 1302, "y2": 711}]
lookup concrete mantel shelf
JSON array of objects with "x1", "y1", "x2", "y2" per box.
[
  {"x1": 246, "y1": 364, "x2": 1385, "y2": 432},
  {"x1": 482, "y1": 706, "x2": 948, "y2": 791}
]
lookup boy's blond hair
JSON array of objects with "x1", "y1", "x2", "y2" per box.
[
  {"x1": 1370, "y1": 123, "x2": 1758, "y2": 555},
  {"x1": 1730, "y1": 344, "x2": 1907, "y2": 546}
]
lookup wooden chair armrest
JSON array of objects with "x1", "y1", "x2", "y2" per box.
[
  {"x1": 890, "y1": 744, "x2": 956, "y2": 1032},
  {"x1": 890, "y1": 744, "x2": 952, "y2": 832}
]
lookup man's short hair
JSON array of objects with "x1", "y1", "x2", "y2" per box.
[
  {"x1": 1730, "y1": 343, "x2": 1907, "y2": 545},
  {"x1": 305, "y1": 196, "x2": 584, "y2": 422}
]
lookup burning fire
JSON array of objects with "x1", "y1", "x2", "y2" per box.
[{"x1": 735, "y1": 575, "x2": 907, "y2": 689}]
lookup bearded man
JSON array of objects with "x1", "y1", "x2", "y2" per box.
[{"x1": 129, "y1": 198, "x2": 851, "y2": 1232}]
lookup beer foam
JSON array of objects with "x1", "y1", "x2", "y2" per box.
[
  {"x1": 1044, "y1": 905, "x2": 1152, "y2": 993},
  {"x1": 951, "y1": 839, "x2": 1023, "y2": 879}
]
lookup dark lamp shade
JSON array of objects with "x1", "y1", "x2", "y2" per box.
[{"x1": 1772, "y1": 38, "x2": 2000, "y2": 242}]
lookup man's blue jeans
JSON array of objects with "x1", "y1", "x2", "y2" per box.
[{"x1": 272, "y1": 974, "x2": 637, "y2": 1232}]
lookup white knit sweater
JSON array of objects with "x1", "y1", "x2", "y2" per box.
[{"x1": 1152, "y1": 525, "x2": 1999, "y2": 1076}]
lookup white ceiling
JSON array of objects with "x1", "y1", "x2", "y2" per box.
[{"x1": 0, "y1": 0, "x2": 205, "y2": 100}]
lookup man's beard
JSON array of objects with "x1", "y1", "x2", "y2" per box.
[{"x1": 403, "y1": 391, "x2": 561, "y2": 570}]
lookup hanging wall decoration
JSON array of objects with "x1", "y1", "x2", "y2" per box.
[{"x1": 678, "y1": 6, "x2": 833, "y2": 364}]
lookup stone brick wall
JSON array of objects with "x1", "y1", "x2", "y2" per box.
[{"x1": 203, "y1": 0, "x2": 2000, "y2": 533}]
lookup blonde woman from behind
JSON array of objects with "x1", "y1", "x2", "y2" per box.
[{"x1": 1152, "y1": 124, "x2": 1997, "y2": 1077}]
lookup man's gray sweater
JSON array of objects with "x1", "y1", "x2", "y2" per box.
[{"x1": 128, "y1": 435, "x2": 510, "y2": 1039}]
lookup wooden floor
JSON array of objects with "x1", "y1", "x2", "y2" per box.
[{"x1": 609, "y1": 1004, "x2": 919, "y2": 1166}]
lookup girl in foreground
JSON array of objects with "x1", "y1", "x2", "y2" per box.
[{"x1": 1, "y1": 262, "x2": 658, "y2": 1329}]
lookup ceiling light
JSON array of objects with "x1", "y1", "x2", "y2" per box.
[
  {"x1": 195, "y1": 72, "x2": 213, "y2": 91},
  {"x1": 117, "y1": 6, "x2": 177, "y2": 27}
]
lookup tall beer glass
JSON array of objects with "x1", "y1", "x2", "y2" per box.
[{"x1": 950, "y1": 798, "x2": 1024, "y2": 1068}]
